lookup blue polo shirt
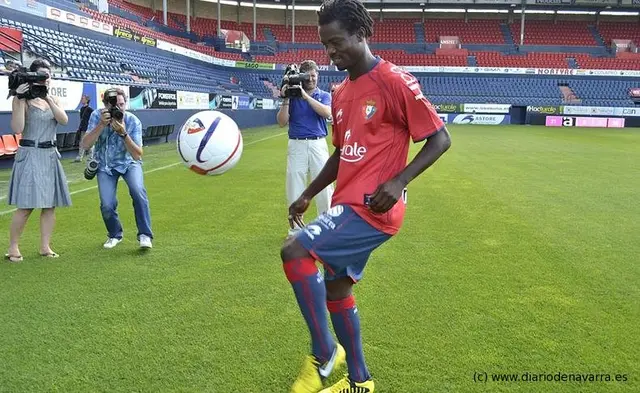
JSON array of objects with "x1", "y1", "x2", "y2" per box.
[{"x1": 288, "y1": 88, "x2": 331, "y2": 139}]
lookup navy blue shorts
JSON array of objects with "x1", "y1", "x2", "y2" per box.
[{"x1": 294, "y1": 204, "x2": 392, "y2": 282}]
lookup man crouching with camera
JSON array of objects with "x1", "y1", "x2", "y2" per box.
[
  {"x1": 82, "y1": 88, "x2": 154, "y2": 249},
  {"x1": 277, "y1": 60, "x2": 333, "y2": 238}
]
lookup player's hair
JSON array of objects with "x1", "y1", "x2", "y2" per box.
[{"x1": 317, "y1": 0, "x2": 373, "y2": 39}]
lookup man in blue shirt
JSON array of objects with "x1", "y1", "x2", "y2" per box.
[
  {"x1": 277, "y1": 60, "x2": 334, "y2": 237},
  {"x1": 82, "y1": 88, "x2": 153, "y2": 249}
]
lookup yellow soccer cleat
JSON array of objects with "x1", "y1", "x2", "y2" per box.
[
  {"x1": 291, "y1": 344, "x2": 346, "y2": 393},
  {"x1": 318, "y1": 376, "x2": 375, "y2": 393}
]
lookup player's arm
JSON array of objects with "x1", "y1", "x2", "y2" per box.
[
  {"x1": 368, "y1": 72, "x2": 451, "y2": 213},
  {"x1": 301, "y1": 148, "x2": 340, "y2": 200},
  {"x1": 288, "y1": 147, "x2": 340, "y2": 228},
  {"x1": 395, "y1": 128, "x2": 450, "y2": 186},
  {"x1": 301, "y1": 101, "x2": 341, "y2": 200}
]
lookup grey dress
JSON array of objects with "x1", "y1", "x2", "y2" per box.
[{"x1": 7, "y1": 104, "x2": 72, "y2": 209}]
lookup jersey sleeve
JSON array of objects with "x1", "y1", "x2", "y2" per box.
[{"x1": 390, "y1": 71, "x2": 444, "y2": 142}]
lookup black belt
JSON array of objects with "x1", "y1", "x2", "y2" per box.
[
  {"x1": 289, "y1": 136, "x2": 324, "y2": 140},
  {"x1": 19, "y1": 139, "x2": 57, "y2": 148}
]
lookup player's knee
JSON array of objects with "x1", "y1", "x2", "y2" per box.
[
  {"x1": 280, "y1": 237, "x2": 310, "y2": 263},
  {"x1": 325, "y1": 278, "x2": 354, "y2": 300}
]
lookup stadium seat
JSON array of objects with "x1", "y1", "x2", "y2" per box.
[{"x1": 2, "y1": 135, "x2": 18, "y2": 154}]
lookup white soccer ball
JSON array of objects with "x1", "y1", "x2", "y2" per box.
[{"x1": 177, "y1": 110, "x2": 243, "y2": 175}]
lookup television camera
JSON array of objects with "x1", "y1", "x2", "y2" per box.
[
  {"x1": 7, "y1": 67, "x2": 49, "y2": 100},
  {"x1": 280, "y1": 64, "x2": 310, "y2": 99}
]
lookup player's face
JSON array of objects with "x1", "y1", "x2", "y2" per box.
[{"x1": 319, "y1": 21, "x2": 362, "y2": 71}]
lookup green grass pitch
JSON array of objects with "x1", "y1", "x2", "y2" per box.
[{"x1": 0, "y1": 125, "x2": 638, "y2": 392}]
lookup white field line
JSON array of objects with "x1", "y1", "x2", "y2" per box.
[{"x1": 0, "y1": 132, "x2": 287, "y2": 216}]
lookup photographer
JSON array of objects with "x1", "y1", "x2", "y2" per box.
[
  {"x1": 5, "y1": 58, "x2": 72, "y2": 262},
  {"x1": 82, "y1": 88, "x2": 153, "y2": 250},
  {"x1": 277, "y1": 60, "x2": 334, "y2": 238}
]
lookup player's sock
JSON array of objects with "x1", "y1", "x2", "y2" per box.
[
  {"x1": 283, "y1": 257, "x2": 336, "y2": 363},
  {"x1": 327, "y1": 295, "x2": 371, "y2": 383}
]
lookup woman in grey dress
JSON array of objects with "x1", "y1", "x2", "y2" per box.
[{"x1": 6, "y1": 59, "x2": 72, "y2": 262}]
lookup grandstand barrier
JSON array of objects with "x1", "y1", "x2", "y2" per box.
[
  {"x1": 439, "y1": 114, "x2": 512, "y2": 125},
  {"x1": 0, "y1": 76, "x2": 279, "y2": 141},
  {"x1": 0, "y1": 76, "x2": 277, "y2": 113},
  {"x1": 526, "y1": 105, "x2": 640, "y2": 127},
  {"x1": 0, "y1": 108, "x2": 278, "y2": 139},
  {"x1": 434, "y1": 103, "x2": 520, "y2": 125},
  {"x1": 544, "y1": 116, "x2": 626, "y2": 128}
]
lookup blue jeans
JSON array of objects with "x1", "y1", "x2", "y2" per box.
[{"x1": 97, "y1": 162, "x2": 153, "y2": 240}]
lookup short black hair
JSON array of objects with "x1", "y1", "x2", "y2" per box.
[
  {"x1": 29, "y1": 58, "x2": 51, "y2": 72},
  {"x1": 317, "y1": 0, "x2": 374, "y2": 39}
]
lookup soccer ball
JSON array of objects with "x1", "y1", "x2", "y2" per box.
[{"x1": 177, "y1": 110, "x2": 243, "y2": 175}]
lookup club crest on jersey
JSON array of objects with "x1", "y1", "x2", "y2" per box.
[{"x1": 363, "y1": 100, "x2": 377, "y2": 120}]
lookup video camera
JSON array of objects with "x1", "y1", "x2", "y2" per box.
[
  {"x1": 280, "y1": 64, "x2": 310, "y2": 99},
  {"x1": 103, "y1": 88, "x2": 124, "y2": 122},
  {"x1": 7, "y1": 67, "x2": 49, "y2": 100}
]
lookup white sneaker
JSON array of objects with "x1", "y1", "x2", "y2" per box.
[
  {"x1": 103, "y1": 237, "x2": 122, "y2": 249},
  {"x1": 139, "y1": 235, "x2": 152, "y2": 249}
]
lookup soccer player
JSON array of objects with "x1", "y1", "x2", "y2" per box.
[{"x1": 280, "y1": 0, "x2": 452, "y2": 392}]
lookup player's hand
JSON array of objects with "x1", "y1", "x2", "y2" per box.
[
  {"x1": 280, "y1": 85, "x2": 288, "y2": 98},
  {"x1": 100, "y1": 109, "x2": 111, "y2": 126},
  {"x1": 288, "y1": 196, "x2": 310, "y2": 229},
  {"x1": 368, "y1": 178, "x2": 407, "y2": 214}
]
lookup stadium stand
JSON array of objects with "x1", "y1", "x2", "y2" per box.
[
  {"x1": 92, "y1": 0, "x2": 640, "y2": 69},
  {"x1": 0, "y1": 18, "x2": 264, "y2": 96}
]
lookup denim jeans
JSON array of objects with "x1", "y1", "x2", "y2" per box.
[{"x1": 97, "y1": 162, "x2": 153, "y2": 240}]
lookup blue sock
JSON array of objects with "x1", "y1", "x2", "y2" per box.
[
  {"x1": 328, "y1": 295, "x2": 371, "y2": 382},
  {"x1": 283, "y1": 258, "x2": 336, "y2": 362}
]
